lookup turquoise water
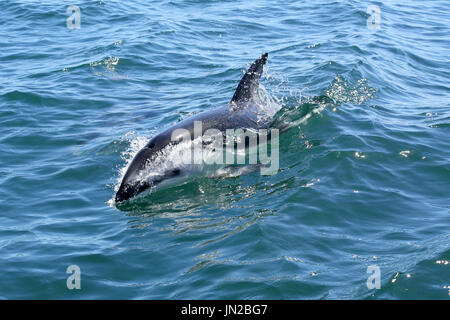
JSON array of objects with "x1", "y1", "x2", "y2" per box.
[{"x1": 1, "y1": 0, "x2": 449, "y2": 299}]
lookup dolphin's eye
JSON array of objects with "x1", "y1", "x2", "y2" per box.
[
  {"x1": 171, "y1": 168, "x2": 181, "y2": 176},
  {"x1": 147, "y1": 142, "x2": 155, "y2": 149}
]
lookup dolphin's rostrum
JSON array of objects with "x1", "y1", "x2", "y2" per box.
[{"x1": 115, "y1": 53, "x2": 276, "y2": 203}]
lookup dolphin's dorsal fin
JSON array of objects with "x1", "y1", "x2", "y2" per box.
[{"x1": 231, "y1": 53, "x2": 268, "y2": 104}]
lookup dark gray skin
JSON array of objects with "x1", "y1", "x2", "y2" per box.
[{"x1": 116, "y1": 53, "x2": 269, "y2": 203}]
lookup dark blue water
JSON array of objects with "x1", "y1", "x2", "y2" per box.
[{"x1": 0, "y1": 0, "x2": 449, "y2": 299}]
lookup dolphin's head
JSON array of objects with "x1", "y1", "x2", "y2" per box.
[
  {"x1": 115, "y1": 169, "x2": 182, "y2": 203},
  {"x1": 115, "y1": 142, "x2": 184, "y2": 203},
  {"x1": 115, "y1": 146, "x2": 155, "y2": 203},
  {"x1": 115, "y1": 179, "x2": 151, "y2": 203}
]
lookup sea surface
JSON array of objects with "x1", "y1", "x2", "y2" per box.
[{"x1": 0, "y1": 0, "x2": 449, "y2": 299}]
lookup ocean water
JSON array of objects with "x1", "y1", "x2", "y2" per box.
[{"x1": 0, "y1": 0, "x2": 449, "y2": 299}]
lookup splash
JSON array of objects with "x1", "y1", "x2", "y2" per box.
[
  {"x1": 269, "y1": 74, "x2": 376, "y2": 132},
  {"x1": 107, "y1": 132, "x2": 149, "y2": 207},
  {"x1": 89, "y1": 56, "x2": 129, "y2": 79},
  {"x1": 90, "y1": 56, "x2": 120, "y2": 72},
  {"x1": 256, "y1": 83, "x2": 283, "y2": 124},
  {"x1": 325, "y1": 75, "x2": 376, "y2": 105}
]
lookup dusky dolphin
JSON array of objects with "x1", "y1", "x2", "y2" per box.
[{"x1": 115, "y1": 53, "x2": 278, "y2": 203}]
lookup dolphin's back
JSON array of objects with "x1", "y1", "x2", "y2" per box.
[
  {"x1": 146, "y1": 103, "x2": 262, "y2": 150},
  {"x1": 146, "y1": 52, "x2": 270, "y2": 152}
]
